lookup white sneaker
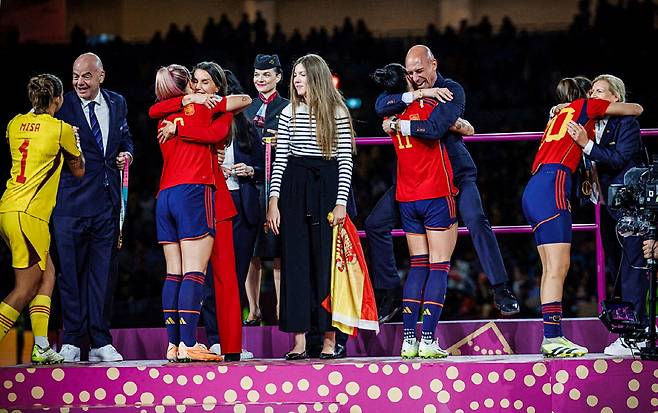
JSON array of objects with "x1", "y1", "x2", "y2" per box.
[
  {"x1": 401, "y1": 338, "x2": 419, "y2": 358},
  {"x1": 418, "y1": 338, "x2": 448, "y2": 359},
  {"x1": 209, "y1": 343, "x2": 221, "y2": 355},
  {"x1": 241, "y1": 348, "x2": 254, "y2": 360},
  {"x1": 59, "y1": 344, "x2": 80, "y2": 362},
  {"x1": 89, "y1": 344, "x2": 124, "y2": 362},
  {"x1": 604, "y1": 337, "x2": 645, "y2": 356}
]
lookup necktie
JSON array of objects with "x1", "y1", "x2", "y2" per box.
[{"x1": 88, "y1": 101, "x2": 104, "y2": 153}]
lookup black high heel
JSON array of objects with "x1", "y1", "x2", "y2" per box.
[
  {"x1": 318, "y1": 351, "x2": 336, "y2": 360},
  {"x1": 285, "y1": 350, "x2": 307, "y2": 360},
  {"x1": 319, "y1": 346, "x2": 337, "y2": 359},
  {"x1": 243, "y1": 314, "x2": 262, "y2": 326}
]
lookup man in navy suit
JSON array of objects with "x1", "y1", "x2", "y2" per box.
[
  {"x1": 370, "y1": 45, "x2": 519, "y2": 320},
  {"x1": 53, "y1": 53, "x2": 134, "y2": 362},
  {"x1": 573, "y1": 74, "x2": 646, "y2": 356}
]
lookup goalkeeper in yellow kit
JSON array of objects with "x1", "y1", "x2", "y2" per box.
[{"x1": 0, "y1": 74, "x2": 85, "y2": 364}]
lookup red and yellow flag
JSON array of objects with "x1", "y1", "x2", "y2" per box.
[{"x1": 322, "y1": 215, "x2": 379, "y2": 336}]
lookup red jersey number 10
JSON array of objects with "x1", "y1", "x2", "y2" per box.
[
  {"x1": 16, "y1": 139, "x2": 29, "y2": 184},
  {"x1": 545, "y1": 107, "x2": 576, "y2": 142}
]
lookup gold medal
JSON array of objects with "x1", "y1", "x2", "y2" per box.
[{"x1": 581, "y1": 180, "x2": 592, "y2": 196}]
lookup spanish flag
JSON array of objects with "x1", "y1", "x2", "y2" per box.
[{"x1": 322, "y1": 214, "x2": 379, "y2": 335}]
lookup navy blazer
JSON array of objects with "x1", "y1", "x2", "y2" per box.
[
  {"x1": 374, "y1": 72, "x2": 477, "y2": 184},
  {"x1": 54, "y1": 89, "x2": 134, "y2": 217},
  {"x1": 232, "y1": 125, "x2": 265, "y2": 226},
  {"x1": 585, "y1": 116, "x2": 642, "y2": 202}
]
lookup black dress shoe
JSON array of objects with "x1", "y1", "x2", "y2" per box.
[
  {"x1": 285, "y1": 351, "x2": 307, "y2": 360},
  {"x1": 378, "y1": 305, "x2": 402, "y2": 324},
  {"x1": 334, "y1": 343, "x2": 347, "y2": 358},
  {"x1": 493, "y1": 285, "x2": 520, "y2": 316},
  {"x1": 377, "y1": 287, "x2": 402, "y2": 323},
  {"x1": 243, "y1": 315, "x2": 262, "y2": 326}
]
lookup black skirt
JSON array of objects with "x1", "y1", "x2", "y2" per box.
[{"x1": 278, "y1": 156, "x2": 339, "y2": 333}]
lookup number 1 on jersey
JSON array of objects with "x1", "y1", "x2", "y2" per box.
[{"x1": 17, "y1": 139, "x2": 29, "y2": 184}]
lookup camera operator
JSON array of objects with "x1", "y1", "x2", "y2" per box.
[{"x1": 573, "y1": 75, "x2": 647, "y2": 356}]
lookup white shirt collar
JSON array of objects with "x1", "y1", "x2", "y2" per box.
[
  {"x1": 79, "y1": 90, "x2": 103, "y2": 108},
  {"x1": 595, "y1": 117, "x2": 609, "y2": 144}
]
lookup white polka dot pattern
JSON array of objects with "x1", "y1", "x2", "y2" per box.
[{"x1": 0, "y1": 354, "x2": 653, "y2": 412}]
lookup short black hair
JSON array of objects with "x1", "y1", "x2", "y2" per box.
[{"x1": 370, "y1": 63, "x2": 408, "y2": 94}]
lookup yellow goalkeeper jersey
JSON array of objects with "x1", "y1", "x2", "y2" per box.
[{"x1": 0, "y1": 112, "x2": 80, "y2": 222}]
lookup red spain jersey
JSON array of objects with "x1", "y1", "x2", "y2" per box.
[
  {"x1": 531, "y1": 98, "x2": 610, "y2": 174},
  {"x1": 149, "y1": 97, "x2": 232, "y2": 192},
  {"x1": 391, "y1": 98, "x2": 457, "y2": 202}
]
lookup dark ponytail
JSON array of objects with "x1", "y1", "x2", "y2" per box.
[
  {"x1": 370, "y1": 63, "x2": 409, "y2": 94},
  {"x1": 28, "y1": 74, "x2": 63, "y2": 113}
]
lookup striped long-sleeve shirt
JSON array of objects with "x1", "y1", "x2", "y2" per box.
[{"x1": 269, "y1": 103, "x2": 353, "y2": 206}]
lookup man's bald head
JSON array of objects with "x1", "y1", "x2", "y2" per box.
[
  {"x1": 72, "y1": 52, "x2": 105, "y2": 100},
  {"x1": 405, "y1": 45, "x2": 437, "y2": 89},
  {"x1": 406, "y1": 45, "x2": 435, "y2": 62},
  {"x1": 74, "y1": 52, "x2": 104, "y2": 71}
]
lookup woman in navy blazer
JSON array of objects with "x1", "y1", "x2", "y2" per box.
[
  {"x1": 243, "y1": 54, "x2": 289, "y2": 325},
  {"x1": 574, "y1": 74, "x2": 646, "y2": 357}
]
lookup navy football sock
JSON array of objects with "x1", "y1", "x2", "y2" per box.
[
  {"x1": 542, "y1": 301, "x2": 563, "y2": 339},
  {"x1": 402, "y1": 254, "x2": 429, "y2": 341},
  {"x1": 162, "y1": 274, "x2": 182, "y2": 345},
  {"x1": 421, "y1": 261, "x2": 449, "y2": 341},
  {"x1": 178, "y1": 271, "x2": 206, "y2": 347}
]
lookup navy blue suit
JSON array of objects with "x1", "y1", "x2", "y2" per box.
[
  {"x1": 368, "y1": 72, "x2": 508, "y2": 289},
  {"x1": 53, "y1": 89, "x2": 133, "y2": 348},
  {"x1": 202, "y1": 129, "x2": 263, "y2": 345},
  {"x1": 586, "y1": 116, "x2": 647, "y2": 319}
]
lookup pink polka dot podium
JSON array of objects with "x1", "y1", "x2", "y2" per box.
[{"x1": 0, "y1": 355, "x2": 655, "y2": 412}]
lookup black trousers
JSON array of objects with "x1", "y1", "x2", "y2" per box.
[{"x1": 278, "y1": 156, "x2": 338, "y2": 333}]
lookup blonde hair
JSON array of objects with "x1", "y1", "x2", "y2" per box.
[
  {"x1": 593, "y1": 74, "x2": 626, "y2": 102},
  {"x1": 289, "y1": 54, "x2": 355, "y2": 158},
  {"x1": 155, "y1": 64, "x2": 190, "y2": 101}
]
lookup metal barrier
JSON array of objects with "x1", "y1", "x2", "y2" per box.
[{"x1": 354, "y1": 128, "x2": 658, "y2": 311}]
